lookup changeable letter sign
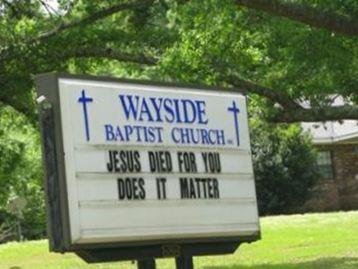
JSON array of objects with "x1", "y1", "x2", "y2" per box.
[{"x1": 36, "y1": 73, "x2": 260, "y2": 263}]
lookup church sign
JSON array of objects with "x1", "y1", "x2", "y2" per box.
[{"x1": 36, "y1": 73, "x2": 260, "y2": 263}]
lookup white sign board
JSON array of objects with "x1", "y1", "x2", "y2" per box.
[{"x1": 38, "y1": 75, "x2": 260, "y2": 248}]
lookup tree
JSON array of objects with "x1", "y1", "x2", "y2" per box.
[
  {"x1": 0, "y1": 106, "x2": 44, "y2": 241},
  {"x1": 0, "y1": 0, "x2": 356, "y2": 123},
  {"x1": 1, "y1": 0, "x2": 349, "y2": 236}
]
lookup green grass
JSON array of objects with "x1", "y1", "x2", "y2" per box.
[{"x1": 1, "y1": 211, "x2": 358, "y2": 269}]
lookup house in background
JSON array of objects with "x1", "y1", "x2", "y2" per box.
[{"x1": 301, "y1": 99, "x2": 358, "y2": 212}]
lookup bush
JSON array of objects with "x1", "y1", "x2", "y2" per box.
[{"x1": 251, "y1": 120, "x2": 318, "y2": 215}]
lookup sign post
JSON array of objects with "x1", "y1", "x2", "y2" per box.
[
  {"x1": 36, "y1": 73, "x2": 260, "y2": 268},
  {"x1": 137, "y1": 259, "x2": 156, "y2": 269},
  {"x1": 176, "y1": 256, "x2": 193, "y2": 269}
]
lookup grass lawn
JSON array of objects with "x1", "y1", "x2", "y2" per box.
[{"x1": 1, "y1": 211, "x2": 358, "y2": 269}]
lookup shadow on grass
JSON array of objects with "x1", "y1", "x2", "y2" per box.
[{"x1": 203, "y1": 257, "x2": 358, "y2": 269}]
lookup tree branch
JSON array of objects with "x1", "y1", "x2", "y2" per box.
[
  {"x1": 39, "y1": 0, "x2": 59, "y2": 17},
  {"x1": 236, "y1": 0, "x2": 358, "y2": 37},
  {"x1": 224, "y1": 74, "x2": 358, "y2": 122},
  {"x1": 272, "y1": 105, "x2": 358, "y2": 123},
  {"x1": 0, "y1": 46, "x2": 156, "y2": 123},
  {"x1": 35, "y1": 0, "x2": 154, "y2": 42},
  {"x1": 0, "y1": 0, "x2": 154, "y2": 62},
  {"x1": 61, "y1": 47, "x2": 158, "y2": 65},
  {"x1": 224, "y1": 74, "x2": 301, "y2": 110}
]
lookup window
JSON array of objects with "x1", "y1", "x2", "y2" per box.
[{"x1": 316, "y1": 150, "x2": 334, "y2": 179}]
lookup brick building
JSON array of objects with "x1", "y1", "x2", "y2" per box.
[{"x1": 302, "y1": 117, "x2": 358, "y2": 212}]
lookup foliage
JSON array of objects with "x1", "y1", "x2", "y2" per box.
[
  {"x1": 0, "y1": 0, "x2": 356, "y2": 122},
  {"x1": 250, "y1": 106, "x2": 318, "y2": 215},
  {"x1": 0, "y1": 106, "x2": 45, "y2": 241}
]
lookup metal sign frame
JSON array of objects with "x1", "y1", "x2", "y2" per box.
[{"x1": 36, "y1": 73, "x2": 260, "y2": 263}]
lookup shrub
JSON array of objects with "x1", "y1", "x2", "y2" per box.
[{"x1": 251, "y1": 120, "x2": 318, "y2": 215}]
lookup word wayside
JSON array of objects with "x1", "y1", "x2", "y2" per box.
[{"x1": 36, "y1": 73, "x2": 260, "y2": 264}]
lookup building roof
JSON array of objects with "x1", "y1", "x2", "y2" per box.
[{"x1": 301, "y1": 96, "x2": 358, "y2": 145}]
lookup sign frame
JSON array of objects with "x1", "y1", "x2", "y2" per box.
[{"x1": 36, "y1": 73, "x2": 260, "y2": 262}]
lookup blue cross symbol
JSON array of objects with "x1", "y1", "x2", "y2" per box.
[
  {"x1": 78, "y1": 89, "x2": 93, "y2": 141},
  {"x1": 228, "y1": 101, "x2": 240, "y2": 146}
]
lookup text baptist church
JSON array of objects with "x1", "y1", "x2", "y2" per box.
[{"x1": 104, "y1": 94, "x2": 227, "y2": 145}]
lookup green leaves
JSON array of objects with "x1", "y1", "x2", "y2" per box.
[
  {"x1": 0, "y1": 105, "x2": 44, "y2": 240},
  {"x1": 250, "y1": 118, "x2": 318, "y2": 215},
  {"x1": 0, "y1": 0, "x2": 356, "y2": 121}
]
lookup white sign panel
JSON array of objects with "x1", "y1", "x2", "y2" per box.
[{"x1": 52, "y1": 77, "x2": 259, "y2": 245}]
